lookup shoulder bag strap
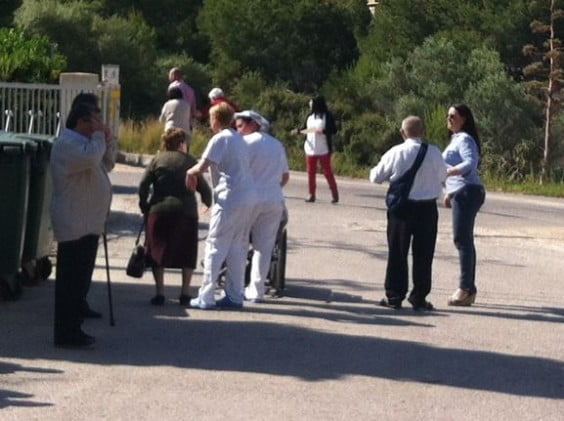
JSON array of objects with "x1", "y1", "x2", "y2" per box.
[
  {"x1": 134, "y1": 220, "x2": 145, "y2": 246},
  {"x1": 410, "y1": 142, "x2": 428, "y2": 175},
  {"x1": 401, "y1": 142, "x2": 428, "y2": 188}
]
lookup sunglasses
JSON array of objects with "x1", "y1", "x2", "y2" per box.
[{"x1": 447, "y1": 113, "x2": 457, "y2": 120}]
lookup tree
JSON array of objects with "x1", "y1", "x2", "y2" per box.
[
  {"x1": 92, "y1": 12, "x2": 160, "y2": 119},
  {"x1": 96, "y1": 0, "x2": 209, "y2": 63},
  {"x1": 14, "y1": 0, "x2": 164, "y2": 119},
  {"x1": 0, "y1": 0, "x2": 22, "y2": 27},
  {"x1": 198, "y1": 0, "x2": 365, "y2": 91},
  {"x1": 14, "y1": 0, "x2": 100, "y2": 72},
  {"x1": 0, "y1": 27, "x2": 66, "y2": 82},
  {"x1": 358, "y1": 0, "x2": 536, "y2": 81},
  {"x1": 523, "y1": 0, "x2": 564, "y2": 182}
]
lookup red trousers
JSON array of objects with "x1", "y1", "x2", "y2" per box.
[{"x1": 306, "y1": 154, "x2": 338, "y2": 199}]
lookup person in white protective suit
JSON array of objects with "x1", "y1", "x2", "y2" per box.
[
  {"x1": 185, "y1": 103, "x2": 257, "y2": 309},
  {"x1": 234, "y1": 110, "x2": 289, "y2": 302}
]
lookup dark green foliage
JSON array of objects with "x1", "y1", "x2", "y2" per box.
[
  {"x1": 0, "y1": 0, "x2": 22, "y2": 27},
  {"x1": 14, "y1": 0, "x2": 100, "y2": 72},
  {"x1": 96, "y1": 0, "x2": 209, "y2": 62},
  {"x1": 14, "y1": 0, "x2": 163, "y2": 119},
  {"x1": 199, "y1": 0, "x2": 364, "y2": 91},
  {"x1": 93, "y1": 13, "x2": 160, "y2": 119},
  {"x1": 156, "y1": 53, "x2": 213, "y2": 110}
]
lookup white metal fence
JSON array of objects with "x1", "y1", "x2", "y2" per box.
[{"x1": 0, "y1": 82, "x2": 120, "y2": 138}]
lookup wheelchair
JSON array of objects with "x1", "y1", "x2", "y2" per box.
[{"x1": 216, "y1": 206, "x2": 288, "y2": 296}]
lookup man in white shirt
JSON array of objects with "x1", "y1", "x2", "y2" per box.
[
  {"x1": 369, "y1": 116, "x2": 447, "y2": 311},
  {"x1": 234, "y1": 110, "x2": 289, "y2": 302}
]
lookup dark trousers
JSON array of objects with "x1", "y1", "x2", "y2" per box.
[
  {"x1": 54, "y1": 234, "x2": 99, "y2": 341},
  {"x1": 384, "y1": 200, "x2": 438, "y2": 305},
  {"x1": 451, "y1": 184, "x2": 485, "y2": 292}
]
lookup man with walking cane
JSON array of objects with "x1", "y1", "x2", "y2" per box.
[{"x1": 50, "y1": 98, "x2": 116, "y2": 348}]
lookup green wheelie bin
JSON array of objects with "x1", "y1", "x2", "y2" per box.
[
  {"x1": 0, "y1": 134, "x2": 36, "y2": 300},
  {"x1": 15, "y1": 134, "x2": 56, "y2": 284}
]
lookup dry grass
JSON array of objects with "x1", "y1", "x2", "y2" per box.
[{"x1": 119, "y1": 118, "x2": 212, "y2": 157}]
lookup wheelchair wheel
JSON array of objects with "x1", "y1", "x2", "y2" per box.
[
  {"x1": 244, "y1": 250, "x2": 253, "y2": 287},
  {"x1": 269, "y1": 229, "x2": 287, "y2": 291},
  {"x1": 0, "y1": 275, "x2": 23, "y2": 301},
  {"x1": 277, "y1": 229, "x2": 287, "y2": 290},
  {"x1": 37, "y1": 256, "x2": 53, "y2": 280}
]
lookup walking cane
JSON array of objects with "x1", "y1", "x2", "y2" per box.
[{"x1": 103, "y1": 232, "x2": 116, "y2": 326}]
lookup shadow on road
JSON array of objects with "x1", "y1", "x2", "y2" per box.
[
  {"x1": 0, "y1": 362, "x2": 60, "y2": 409},
  {"x1": 444, "y1": 302, "x2": 564, "y2": 324},
  {"x1": 1, "y1": 280, "x2": 563, "y2": 400}
]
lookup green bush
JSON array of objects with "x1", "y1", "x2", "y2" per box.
[
  {"x1": 15, "y1": 0, "x2": 99, "y2": 72},
  {"x1": 156, "y1": 54, "x2": 213, "y2": 111},
  {"x1": 424, "y1": 104, "x2": 449, "y2": 149},
  {"x1": 198, "y1": 0, "x2": 362, "y2": 91},
  {"x1": 465, "y1": 72, "x2": 542, "y2": 179},
  {"x1": 0, "y1": 27, "x2": 66, "y2": 82}
]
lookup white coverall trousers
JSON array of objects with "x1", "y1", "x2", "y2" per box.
[
  {"x1": 245, "y1": 201, "x2": 284, "y2": 300},
  {"x1": 196, "y1": 202, "x2": 255, "y2": 306}
]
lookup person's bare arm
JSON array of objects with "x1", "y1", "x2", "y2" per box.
[{"x1": 185, "y1": 158, "x2": 213, "y2": 191}]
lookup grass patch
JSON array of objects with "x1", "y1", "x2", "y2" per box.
[
  {"x1": 484, "y1": 175, "x2": 564, "y2": 198},
  {"x1": 118, "y1": 118, "x2": 564, "y2": 197}
]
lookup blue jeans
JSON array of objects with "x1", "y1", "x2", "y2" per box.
[{"x1": 451, "y1": 184, "x2": 485, "y2": 292}]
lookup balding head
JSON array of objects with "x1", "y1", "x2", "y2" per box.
[
  {"x1": 401, "y1": 116, "x2": 425, "y2": 139},
  {"x1": 168, "y1": 67, "x2": 182, "y2": 82}
]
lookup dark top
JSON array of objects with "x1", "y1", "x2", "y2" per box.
[{"x1": 138, "y1": 151, "x2": 212, "y2": 218}]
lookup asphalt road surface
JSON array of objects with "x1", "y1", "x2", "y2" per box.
[{"x1": 1, "y1": 164, "x2": 563, "y2": 420}]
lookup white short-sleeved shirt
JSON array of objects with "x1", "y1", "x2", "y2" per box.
[
  {"x1": 304, "y1": 114, "x2": 329, "y2": 156},
  {"x1": 243, "y1": 131, "x2": 289, "y2": 203},
  {"x1": 202, "y1": 128, "x2": 257, "y2": 209},
  {"x1": 369, "y1": 138, "x2": 447, "y2": 200}
]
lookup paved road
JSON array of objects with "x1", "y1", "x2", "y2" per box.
[{"x1": 1, "y1": 164, "x2": 563, "y2": 420}]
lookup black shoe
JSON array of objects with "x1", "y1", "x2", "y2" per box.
[
  {"x1": 331, "y1": 195, "x2": 339, "y2": 204},
  {"x1": 408, "y1": 296, "x2": 435, "y2": 311},
  {"x1": 178, "y1": 294, "x2": 192, "y2": 306},
  {"x1": 150, "y1": 295, "x2": 165, "y2": 306},
  {"x1": 81, "y1": 307, "x2": 102, "y2": 319},
  {"x1": 305, "y1": 196, "x2": 315, "y2": 203},
  {"x1": 55, "y1": 331, "x2": 96, "y2": 349},
  {"x1": 379, "y1": 298, "x2": 402, "y2": 309},
  {"x1": 268, "y1": 288, "x2": 283, "y2": 298}
]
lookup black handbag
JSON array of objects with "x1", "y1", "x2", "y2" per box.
[
  {"x1": 126, "y1": 221, "x2": 146, "y2": 278},
  {"x1": 385, "y1": 143, "x2": 428, "y2": 216}
]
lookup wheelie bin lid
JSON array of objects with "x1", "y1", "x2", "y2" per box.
[
  {"x1": 13, "y1": 133, "x2": 55, "y2": 153},
  {"x1": 0, "y1": 133, "x2": 38, "y2": 154}
]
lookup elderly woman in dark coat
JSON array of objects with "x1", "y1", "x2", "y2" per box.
[{"x1": 138, "y1": 128, "x2": 212, "y2": 306}]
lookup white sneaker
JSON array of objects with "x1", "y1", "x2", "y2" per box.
[{"x1": 189, "y1": 297, "x2": 216, "y2": 310}]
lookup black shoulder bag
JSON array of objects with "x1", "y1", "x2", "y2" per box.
[
  {"x1": 385, "y1": 143, "x2": 428, "y2": 216},
  {"x1": 126, "y1": 221, "x2": 147, "y2": 278}
]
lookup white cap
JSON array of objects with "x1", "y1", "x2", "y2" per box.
[
  {"x1": 233, "y1": 110, "x2": 270, "y2": 132},
  {"x1": 208, "y1": 87, "x2": 224, "y2": 100}
]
